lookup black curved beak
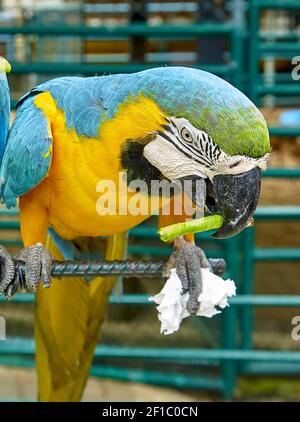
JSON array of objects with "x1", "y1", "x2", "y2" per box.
[
  {"x1": 211, "y1": 168, "x2": 261, "y2": 239},
  {"x1": 174, "y1": 168, "x2": 261, "y2": 239}
]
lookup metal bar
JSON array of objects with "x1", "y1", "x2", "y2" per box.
[
  {"x1": 130, "y1": 0, "x2": 147, "y2": 63},
  {"x1": 0, "y1": 221, "x2": 19, "y2": 230},
  {"x1": 240, "y1": 229, "x2": 255, "y2": 365},
  {"x1": 257, "y1": 84, "x2": 300, "y2": 95},
  {"x1": 196, "y1": 0, "x2": 227, "y2": 74},
  {"x1": 0, "y1": 3, "x2": 201, "y2": 15},
  {"x1": 0, "y1": 208, "x2": 19, "y2": 216},
  {"x1": 269, "y1": 127, "x2": 300, "y2": 137},
  {"x1": 254, "y1": 248, "x2": 300, "y2": 260},
  {"x1": 226, "y1": 235, "x2": 240, "y2": 282},
  {"x1": 263, "y1": 168, "x2": 300, "y2": 178},
  {"x1": 261, "y1": 72, "x2": 300, "y2": 83},
  {"x1": 258, "y1": 42, "x2": 300, "y2": 55},
  {"x1": 0, "y1": 293, "x2": 35, "y2": 303},
  {"x1": 230, "y1": 0, "x2": 246, "y2": 90},
  {"x1": 221, "y1": 306, "x2": 238, "y2": 399},
  {"x1": 249, "y1": 0, "x2": 259, "y2": 104},
  {"x1": 2, "y1": 338, "x2": 300, "y2": 362},
  {"x1": 1, "y1": 258, "x2": 225, "y2": 285},
  {"x1": 260, "y1": 31, "x2": 300, "y2": 40},
  {"x1": 84, "y1": 2, "x2": 199, "y2": 14},
  {"x1": 38, "y1": 259, "x2": 164, "y2": 277},
  {"x1": 255, "y1": 206, "x2": 300, "y2": 219},
  {"x1": 242, "y1": 361, "x2": 300, "y2": 375},
  {"x1": 7, "y1": 63, "x2": 233, "y2": 75},
  {"x1": 0, "y1": 240, "x2": 21, "y2": 247},
  {"x1": 231, "y1": 295, "x2": 300, "y2": 306},
  {"x1": 0, "y1": 24, "x2": 234, "y2": 36},
  {"x1": 3, "y1": 293, "x2": 300, "y2": 307},
  {"x1": 71, "y1": 347, "x2": 300, "y2": 362},
  {"x1": 253, "y1": 0, "x2": 300, "y2": 10}
]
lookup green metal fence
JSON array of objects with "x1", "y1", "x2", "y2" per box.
[
  {"x1": 0, "y1": 4, "x2": 245, "y2": 104},
  {"x1": 249, "y1": 0, "x2": 300, "y2": 105},
  {"x1": 0, "y1": 0, "x2": 300, "y2": 400}
]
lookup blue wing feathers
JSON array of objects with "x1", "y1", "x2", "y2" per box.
[{"x1": 0, "y1": 94, "x2": 52, "y2": 207}]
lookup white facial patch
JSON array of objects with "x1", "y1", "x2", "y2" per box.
[
  {"x1": 143, "y1": 138, "x2": 206, "y2": 181},
  {"x1": 143, "y1": 117, "x2": 269, "y2": 181}
]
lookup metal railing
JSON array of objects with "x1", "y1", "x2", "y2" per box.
[{"x1": 249, "y1": 0, "x2": 300, "y2": 105}]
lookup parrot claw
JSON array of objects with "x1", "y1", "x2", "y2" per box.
[
  {"x1": 164, "y1": 237, "x2": 216, "y2": 315},
  {"x1": 0, "y1": 244, "x2": 53, "y2": 298}
]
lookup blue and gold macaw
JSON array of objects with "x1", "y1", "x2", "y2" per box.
[{"x1": 0, "y1": 60, "x2": 270, "y2": 401}]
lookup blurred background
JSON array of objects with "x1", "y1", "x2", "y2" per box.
[{"x1": 0, "y1": 0, "x2": 300, "y2": 402}]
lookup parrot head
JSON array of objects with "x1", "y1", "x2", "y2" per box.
[
  {"x1": 121, "y1": 67, "x2": 270, "y2": 239},
  {"x1": 0, "y1": 57, "x2": 11, "y2": 74}
]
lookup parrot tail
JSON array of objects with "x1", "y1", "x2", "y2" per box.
[
  {"x1": 35, "y1": 232, "x2": 128, "y2": 402},
  {"x1": 0, "y1": 58, "x2": 10, "y2": 164}
]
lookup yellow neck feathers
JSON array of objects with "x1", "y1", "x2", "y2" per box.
[
  {"x1": 35, "y1": 92, "x2": 166, "y2": 165},
  {"x1": 99, "y1": 95, "x2": 166, "y2": 150}
]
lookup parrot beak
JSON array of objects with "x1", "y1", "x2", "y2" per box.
[
  {"x1": 172, "y1": 168, "x2": 261, "y2": 239},
  {"x1": 210, "y1": 167, "x2": 261, "y2": 238}
]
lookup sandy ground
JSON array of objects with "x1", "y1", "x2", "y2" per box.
[{"x1": 0, "y1": 365, "x2": 204, "y2": 402}]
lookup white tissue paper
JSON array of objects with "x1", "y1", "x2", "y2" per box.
[{"x1": 149, "y1": 268, "x2": 236, "y2": 335}]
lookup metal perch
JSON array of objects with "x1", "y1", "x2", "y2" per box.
[
  {"x1": 13, "y1": 258, "x2": 226, "y2": 279},
  {"x1": 0, "y1": 258, "x2": 226, "y2": 297}
]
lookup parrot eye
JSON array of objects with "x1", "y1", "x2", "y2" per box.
[
  {"x1": 229, "y1": 160, "x2": 241, "y2": 169},
  {"x1": 181, "y1": 127, "x2": 193, "y2": 143}
]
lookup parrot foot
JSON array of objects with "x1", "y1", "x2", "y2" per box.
[
  {"x1": 0, "y1": 244, "x2": 53, "y2": 299},
  {"x1": 164, "y1": 237, "x2": 216, "y2": 315}
]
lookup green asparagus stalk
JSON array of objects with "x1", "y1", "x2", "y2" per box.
[{"x1": 158, "y1": 215, "x2": 224, "y2": 243}]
